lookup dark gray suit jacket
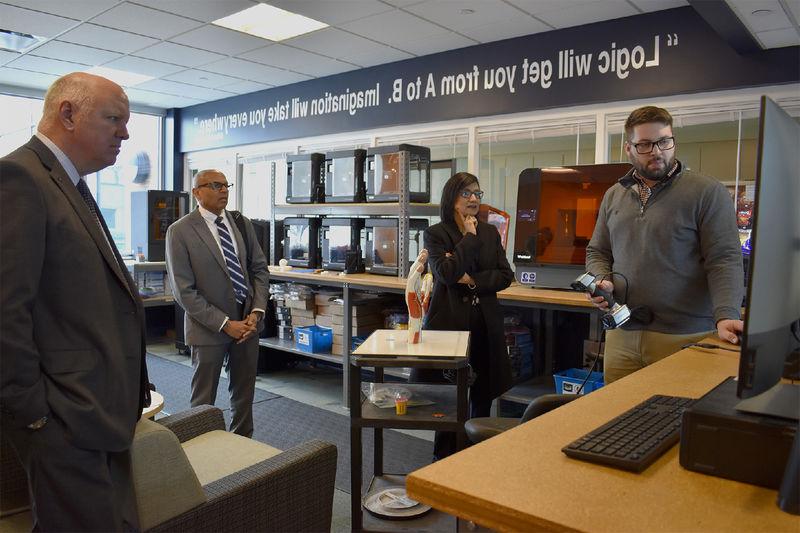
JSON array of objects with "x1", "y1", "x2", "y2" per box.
[
  {"x1": 0, "y1": 136, "x2": 149, "y2": 452},
  {"x1": 165, "y1": 209, "x2": 269, "y2": 346}
]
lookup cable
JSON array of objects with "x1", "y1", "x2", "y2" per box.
[
  {"x1": 681, "y1": 342, "x2": 740, "y2": 352},
  {"x1": 575, "y1": 349, "x2": 602, "y2": 395}
]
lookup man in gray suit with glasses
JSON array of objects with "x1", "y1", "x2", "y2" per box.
[{"x1": 166, "y1": 169, "x2": 269, "y2": 437}]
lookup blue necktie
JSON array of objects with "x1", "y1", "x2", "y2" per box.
[{"x1": 215, "y1": 216, "x2": 249, "y2": 305}]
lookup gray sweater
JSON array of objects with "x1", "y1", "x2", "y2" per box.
[{"x1": 586, "y1": 162, "x2": 743, "y2": 334}]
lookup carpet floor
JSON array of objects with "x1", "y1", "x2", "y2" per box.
[{"x1": 146, "y1": 353, "x2": 433, "y2": 494}]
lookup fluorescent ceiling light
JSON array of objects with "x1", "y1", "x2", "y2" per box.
[
  {"x1": 87, "y1": 66, "x2": 153, "y2": 87},
  {"x1": 0, "y1": 29, "x2": 46, "y2": 53},
  {"x1": 212, "y1": 4, "x2": 328, "y2": 42}
]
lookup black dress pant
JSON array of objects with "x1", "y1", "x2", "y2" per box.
[{"x1": 410, "y1": 304, "x2": 492, "y2": 460}]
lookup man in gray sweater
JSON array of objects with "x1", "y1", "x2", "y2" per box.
[{"x1": 586, "y1": 105, "x2": 744, "y2": 384}]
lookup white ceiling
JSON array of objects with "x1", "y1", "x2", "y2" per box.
[{"x1": 0, "y1": 0, "x2": 797, "y2": 110}]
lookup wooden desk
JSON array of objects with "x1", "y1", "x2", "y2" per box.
[{"x1": 406, "y1": 342, "x2": 799, "y2": 532}]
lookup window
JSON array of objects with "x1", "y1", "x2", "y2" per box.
[
  {"x1": 0, "y1": 93, "x2": 163, "y2": 255},
  {"x1": 477, "y1": 120, "x2": 595, "y2": 262}
]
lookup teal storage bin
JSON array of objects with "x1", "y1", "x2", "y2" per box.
[
  {"x1": 294, "y1": 325, "x2": 333, "y2": 353},
  {"x1": 553, "y1": 368, "x2": 604, "y2": 395}
]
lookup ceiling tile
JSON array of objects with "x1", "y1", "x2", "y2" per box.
[
  {"x1": 103, "y1": 56, "x2": 185, "y2": 77},
  {"x1": 757, "y1": 27, "x2": 800, "y2": 48},
  {"x1": 30, "y1": 40, "x2": 122, "y2": 66},
  {"x1": 1, "y1": 0, "x2": 119, "y2": 21},
  {"x1": 504, "y1": 0, "x2": 571, "y2": 16},
  {"x1": 535, "y1": 1, "x2": 639, "y2": 29},
  {"x1": 729, "y1": 0, "x2": 792, "y2": 32},
  {"x1": 124, "y1": 86, "x2": 204, "y2": 107},
  {"x1": 787, "y1": 0, "x2": 800, "y2": 24},
  {"x1": 405, "y1": 0, "x2": 526, "y2": 32},
  {"x1": 339, "y1": 9, "x2": 449, "y2": 48},
  {"x1": 200, "y1": 57, "x2": 311, "y2": 85},
  {"x1": 459, "y1": 16, "x2": 549, "y2": 43},
  {"x1": 135, "y1": 78, "x2": 235, "y2": 101},
  {"x1": 6, "y1": 55, "x2": 90, "y2": 76},
  {"x1": 169, "y1": 25, "x2": 269, "y2": 55},
  {"x1": 396, "y1": 31, "x2": 475, "y2": 56},
  {"x1": 217, "y1": 79, "x2": 273, "y2": 94},
  {"x1": 129, "y1": 0, "x2": 258, "y2": 23},
  {"x1": 240, "y1": 44, "x2": 358, "y2": 77},
  {"x1": 0, "y1": 50, "x2": 22, "y2": 67},
  {"x1": 0, "y1": 3, "x2": 80, "y2": 37},
  {"x1": 285, "y1": 28, "x2": 413, "y2": 68},
  {"x1": 381, "y1": 0, "x2": 427, "y2": 7},
  {"x1": 627, "y1": 0, "x2": 687, "y2": 12},
  {"x1": 89, "y1": 3, "x2": 203, "y2": 39},
  {"x1": 164, "y1": 68, "x2": 242, "y2": 88},
  {"x1": 58, "y1": 24, "x2": 159, "y2": 54},
  {"x1": 0, "y1": 67, "x2": 58, "y2": 89},
  {"x1": 266, "y1": 0, "x2": 394, "y2": 25},
  {"x1": 133, "y1": 42, "x2": 226, "y2": 68}
]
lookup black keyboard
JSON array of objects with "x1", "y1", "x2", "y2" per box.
[{"x1": 562, "y1": 394, "x2": 695, "y2": 472}]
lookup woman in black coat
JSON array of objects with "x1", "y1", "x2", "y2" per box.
[{"x1": 411, "y1": 172, "x2": 515, "y2": 459}]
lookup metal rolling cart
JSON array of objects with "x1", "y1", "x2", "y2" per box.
[{"x1": 349, "y1": 329, "x2": 470, "y2": 532}]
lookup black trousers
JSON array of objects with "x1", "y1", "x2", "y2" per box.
[
  {"x1": 410, "y1": 304, "x2": 492, "y2": 460},
  {"x1": 6, "y1": 418, "x2": 139, "y2": 532}
]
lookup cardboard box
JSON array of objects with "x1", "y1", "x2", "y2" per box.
[
  {"x1": 315, "y1": 291, "x2": 341, "y2": 305},
  {"x1": 286, "y1": 298, "x2": 314, "y2": 311},
  {"x1": 291, "y1": 316, "x2": 316, "y2": 327},
  {"x1": 290, "y1": 307, "x2": 315, "y2": 319},
  {"x1": 316, "y1": 304, "x2": 332, "y2": 316},
  {"x1": 315, "y1": 315, "x2": 333, "y2": 328},
  {"x1": 331, "y1": 313, "x2": 384, "y2": 328}
]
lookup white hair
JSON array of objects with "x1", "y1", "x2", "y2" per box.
[{"x1": 193, "y1": 169, "x2": 226, "y2": 188}]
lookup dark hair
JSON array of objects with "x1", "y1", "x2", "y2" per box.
[
  {"x1": 624, "y1": 106, "x2": 673, "y2": 140},
  {"x1": 440, "y1": 172, "x2": 479, "y2": 223}
]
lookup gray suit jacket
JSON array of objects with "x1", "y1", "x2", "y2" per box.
[
  {"x1": 166, "y1": 209, "x2": 269, "y2": 346},
  {"x1": 0, "y1": 137, "x2": 148, "y2": 452}
]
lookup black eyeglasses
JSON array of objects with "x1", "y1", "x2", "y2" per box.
[
  {"x1": 459, "y1": 189, "x2": 484, "y2": 200},
  {"x1": 631, "y1": 136, "x2": 675, "y2": 154},
  {"x1": 198, "y1": 181, "x2": 234, "y2": 191}
]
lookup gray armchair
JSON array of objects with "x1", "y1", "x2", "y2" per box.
[
  {"x1": 465, "y1": 393, "x2": 578, "y2": 444},
  {"x1": 1, "y1": 405, "x2": 338, "y2": 532}
]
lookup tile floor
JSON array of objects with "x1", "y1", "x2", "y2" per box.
[{"x1": 147, "y1": 342, "x2": 434, "y2": 533}]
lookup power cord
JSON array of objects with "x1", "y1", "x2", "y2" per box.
[
  {"x1": 682, "y1": 342, "x2": 739, "y2": 352},
  {"x1": 574, "y1": 350, "x2": 602, "y2": 395}
]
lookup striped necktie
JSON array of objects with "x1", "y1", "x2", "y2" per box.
[
  {"x1": 215, "y1": 215, "x2": 249, "y2": 305},
  {"x1": 76, "y1": 178, "x2": 126, "y2": 278}
]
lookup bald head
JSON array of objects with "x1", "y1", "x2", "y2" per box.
[{"x1": 38, "y1": 72, "x2": 130, "y2": 175}]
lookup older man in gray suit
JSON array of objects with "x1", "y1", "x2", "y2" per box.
[
  {"x1": 166, "y1": 169, "x2": 269, "y2": 437},
  {"x1": 1, "y1": 72, "x2": 150, "y2": 530}
]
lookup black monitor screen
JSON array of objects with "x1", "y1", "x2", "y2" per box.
[
  {"x1": 327, "y1": 225, "x2": 351, "y2": 263},
  {"x1": 737, "y1": 96, "x2": 800, "y2": 408},
  {"x1": 514, "y1": 163, "x2": 631, "y2": 266},
  {"x1": 287, "y1": 224, "x2": 310, "y2": 261}
]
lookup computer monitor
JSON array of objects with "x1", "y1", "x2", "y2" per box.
[{"x1": 735, "y1": 96, "x2": 800, "y2": 421}]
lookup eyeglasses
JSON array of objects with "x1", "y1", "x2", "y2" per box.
[
  {"x1": 459, "y1": 189, "x2": 484, "y2": 200},
  {"x1": 631, "y1": 136, "x2": 675, "y2": 154},
  {"x1": 198, "y1": 181, "x2": 234, "y2": 191}
]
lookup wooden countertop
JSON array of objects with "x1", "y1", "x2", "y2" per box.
[
  {"x1": 268, "y1": 268, "x2": 592, "y2": 308},
  {"x1": 406, "y1": 341, "x2": 799, "y2": 532}
]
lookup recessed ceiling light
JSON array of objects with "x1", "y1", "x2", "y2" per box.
[
  {"x1": 460, "y1": 9, "x2": 475, "y2": 15},
  {"x1": 86, "y1": 66, "x2": 154, "y2": 87},
  {"x1": 212, "y1": 4, "x2": 328, "y2": 42},
  {"x1": 751, "y1": 9, "x2": 773, "y2": 17},
  {"x1": 0, "y1": 29, "x2": 46, "y2": 53}
]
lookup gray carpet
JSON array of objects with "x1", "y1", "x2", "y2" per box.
[
  {"x1": 146, "y1": 353, "x2": 280, "y2": 415},
  {"x1": 146, "y1": 353, "x2": 434, "y2": 494}
]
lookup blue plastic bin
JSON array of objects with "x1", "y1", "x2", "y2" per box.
[
  {"x1": 553, "y1": 368, "x2": 604, "y2": 395},
  {"x1": 294, "y1": 325, "x2": 333, "y2": 353}
]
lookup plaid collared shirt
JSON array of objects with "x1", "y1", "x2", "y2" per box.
[{"x1": 632, "y1": 161, "x2": 679, "y2": 207}]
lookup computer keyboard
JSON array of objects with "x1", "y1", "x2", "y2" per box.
[{"x1": 562, "y1": 394, "x2": 695, "y2": 472}]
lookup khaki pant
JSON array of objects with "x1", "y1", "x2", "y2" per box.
[{"x1": 603, "y1": 328, "x2": 715, "y2": 384}]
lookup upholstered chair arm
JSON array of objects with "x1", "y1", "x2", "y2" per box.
[{"x1": 157, "y1": 405, "x2": 225, "y2": 442}]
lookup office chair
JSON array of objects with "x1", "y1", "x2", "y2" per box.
[{"x1": 465, "y1": 393, "x2": 578, "y2": 444}]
